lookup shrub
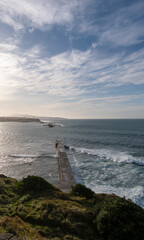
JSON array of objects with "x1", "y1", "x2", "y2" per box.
[
  {"x1": 71, "y1": 184, "x2": 94, "y2": 199},
  {"x1": 17, "y1": 175, "x2": 54, "y2": 194},
  {"x1": 95, "y1": 196, "x2": 144, "y2": 240}
]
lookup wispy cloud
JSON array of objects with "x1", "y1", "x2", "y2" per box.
[
  {"x1": 0, "y1": 41, "x2": 21, "y2": 100},
  {"x1": 0, "y1": 39, "x2": 144, "y2": 101},
  {"x1": 0, "y1": 0, "x2": 143, "y2": 49},
  {"x1": 0, "y1": 0, "x2": 90, "y2": 31},
  {"x1": 79, "y1": 1, "x2": 144, "y2": 47},
  {"x1": 38, "y1": 93, "x2": 144, "y2": 118},
  {"x1": 0, "y1": 0, "x2": 143, "y2": 117}
]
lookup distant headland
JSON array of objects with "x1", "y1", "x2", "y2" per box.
[{"x1": 0, "y1": 117, "x2": 41, "y2": 123}]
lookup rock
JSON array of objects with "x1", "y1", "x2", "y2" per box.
[
  {"x1": 48, "y1": 123, "x2": 54, "y2": 127},
  {"x1": 43, "y1": 123, "x2": 62, "y2": 127},
  {"x1": 0, "y1": 233, "x2": 22, "y2": 240},
  {"x1": 0, "y1": 175, "x2": 7, "y2": 178},
  {"x1": 0, "y1": 233, "x2": 13, "y2": 240},
  {"x1": 43, "y1": 123, "x2": 54, "y2": 127}
]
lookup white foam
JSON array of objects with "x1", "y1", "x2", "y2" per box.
[
  {"x1": 68, "y1": 154, "x2": 83, "y2": 184},
  {"x1": 9, "y1": 154, "x2": 57, "y2": 159},
  {"x1": 69, "y1": 146, "x2": 144, "y2": 166},
  {"x1": 86, "y1": 183, "x2": 144, "y2": 208},
  {"x1": 68, "y1": 148, "x2": 144, "y2": 207},
  {"x1": 9, "y1": 154, "x2": 40, "y2": 158},
  {"x1": 0, "y1": 156, "x2": 34, "y2": 165},
  {"x1": 0, "y1": 153, "x2": 57, "y2": 168},
  {"x1": 54, "y1": 123, "x2": 64, "y2": 127},
  {"x1": 41, "y1": 120, "x2": 64, "y2": 127}
]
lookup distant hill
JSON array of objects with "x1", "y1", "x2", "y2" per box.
[
  {"x1": 0, "y1": 117, "x2": 41, "y2": 123},
  {"x1": 9, "y1": 114, "x2": 67, "y2": 120}
]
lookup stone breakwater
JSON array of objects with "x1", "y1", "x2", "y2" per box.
[{"x1": 55, "y1": 141, "x2": 75, "y2": 192}]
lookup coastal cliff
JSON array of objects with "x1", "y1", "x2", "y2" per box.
[{"x1": 0, "y1": 175, "x2": 144, "y2": 240}]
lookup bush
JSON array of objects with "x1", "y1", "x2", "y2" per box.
[
  {"x1": 71, "y1": 184, "x2": 94, "y2": 199},
  {"x1": 17, "y1": 175, "x2": 54, "y2": 194},
  {"x1": 95, "y1": 196, "x2": 144, "y2": 240}
]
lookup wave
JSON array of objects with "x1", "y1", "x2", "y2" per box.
[
  {"x1": 67, "y1": 149, "x2": 144, "y2": 208},
  {"x1": 69, "y1": 146, "x2": 144, "y2": 166},
  {"x1": 0, "y1": 153, "x2": 57, "y2": 169},
  {"x1": 67, "y1": 154, "x2": 84, "y2": 184},
  {"x1": 86, "y1": 183, "x2": 144, "y2": 208},
  {"x1": 9, "y1": 154, "x2": 57, "y2": 159},
  {"x1": 54, "y1": 123, "x2": 64, "y2": 127},
  {"x1": 42, "y1": 120, "x2": 64, "y2": 127}
]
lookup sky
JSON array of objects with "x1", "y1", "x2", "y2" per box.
[{"x1": 0, "y1": 0, "x2": 144, "y2": 119}]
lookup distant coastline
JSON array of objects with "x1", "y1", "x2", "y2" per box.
[{"x1": 0, "y1": 117, "x2": 41, "y2": 123}]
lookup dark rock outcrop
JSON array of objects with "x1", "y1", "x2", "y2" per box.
[{"x1": 0, "y1": 233, "x2": 22, "y2": 240}]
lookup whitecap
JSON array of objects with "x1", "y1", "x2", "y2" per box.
[
  {"x1": 69, "y1": 146, "x2": 144, "y2": 166},
  {"x1": 86, "y1": 183, "x2": 144, "y2": 208},
  {"x1": 9, "y1": 154, "x2": 57, "y2": 159}
]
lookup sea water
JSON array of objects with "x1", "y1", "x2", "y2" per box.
[{"x1": 0, "y1": 119, "x2": 143, "y2": 208}]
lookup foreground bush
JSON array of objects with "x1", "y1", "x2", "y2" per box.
[
  {"x1": 0, "y1": 175, "x2": 144, "y2": 240},
  {"x1": 71, "y1": 184, "x2": 95, "y2": 198},
  {"x1": 17, "y1": 175, "x2": 54, "y2": 194},
  {"x1": 94, "y1": 196, "x2": 144, "y2": 240}
]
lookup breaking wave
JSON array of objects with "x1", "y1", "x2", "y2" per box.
[
  {"x1": 9, "y1": 154, "x2": 57, "y2": 159},
  {"x1": 87, "y1": 183, "x2": 144, "y2": 208},
  {"x1": 69, "y1": 146, "x2": 144, "y2": 166},
  {"x1": 42, "y1": 120, "x2": 64, "y2": 127}
]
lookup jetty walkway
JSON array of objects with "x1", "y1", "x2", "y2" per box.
[{"x1": 55, "y1": 141, "x2": 75, "y2": 192}]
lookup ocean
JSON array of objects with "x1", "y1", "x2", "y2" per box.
[{"x1": 0, "y1": 119, "x2": 144, "y2": 208}]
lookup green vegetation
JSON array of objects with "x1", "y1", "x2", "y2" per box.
[
  {"x1": 71, "y1": 183, "x2": 95, "y2": 198},
  {"x1": 17, "y1": 175, "x2": 54, "y2": 194},
  {"x1": 0, "y1": 175, "x2": 144, "y2": 240}
]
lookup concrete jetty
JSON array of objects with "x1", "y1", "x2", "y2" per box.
[{"x1": 55, "y1": 141, "x2": 75, "y2": 192}]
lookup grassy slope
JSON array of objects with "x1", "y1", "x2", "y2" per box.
[{"x1": 0, "y1": 175, "x2": 144, "y2": 240}]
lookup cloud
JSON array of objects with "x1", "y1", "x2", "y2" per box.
[
  {"x1": 0, "y1": 11, "x2": 23, "y2": 30},
  {"x1": 79, "y1": 1, "x2": 144, "y2": 47},
  {"x1": 36, "y1": 93, "x2": 144, "y2": 118},
  {"x1": 0, "y1": 0, "x2": 90, "y2": 31},
  {"x1": 91, "y1": 42, "x2": 97, "y2": 48},
  {"x1": 0, "y1": 37, "x2": 144, "y2": 104},
  {"x1": 0, "y1": 0, "x2": 143, "y2": 118},
  {"x1": 0, "y1": 0, "x2": 143, "y2": 49}
]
